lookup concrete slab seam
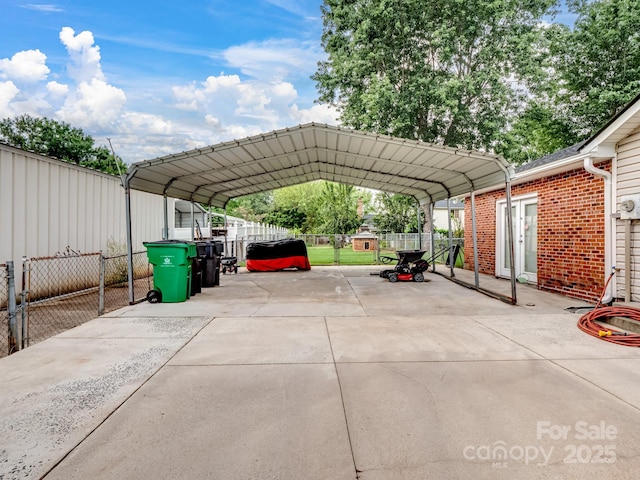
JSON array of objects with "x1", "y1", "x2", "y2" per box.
[
  {"x1": 38, "y1": 315, "x2": 217, "y2": 478},
  {"x1": 465, "y1": 315, "x2": 548, "y2": 360},
  {"x1": 545, "y1": 359, "x2": 640, "y2": 414},
  {"x1": 323, "y1": 315, "x2": 361, "y2": 479},
  {"x1": 468, "y1": 315, "x2": 640, "y2": 413}
]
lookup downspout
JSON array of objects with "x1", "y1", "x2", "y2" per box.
[{"x1": 584, "y1": 157, "x2": 614, "y2": 304}]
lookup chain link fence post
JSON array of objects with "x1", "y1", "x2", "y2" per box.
[
  {"x1": 21, "y1": 257, "x2": 29, "y2": 349},
  {"x1": 7, "y1": 261, "x2": 20, "y2": 354},
  {"x1": 99, "y1": 252, "x2": 105, "y2": 316}
]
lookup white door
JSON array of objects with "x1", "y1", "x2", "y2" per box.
[{"x1": 497, "y1": 196, "x2": 537, "y2": 283}]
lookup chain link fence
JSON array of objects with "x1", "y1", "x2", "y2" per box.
[
  {"x1": 100, "y1": 252, "x2": 152, "y2": 315},
  {"x1": 1, "y1": 252, "x2": 151, "y2": 359}
]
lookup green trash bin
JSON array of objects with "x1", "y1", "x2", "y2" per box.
[{"x1": 144, "y1": 240, "x2": 197, "y2": 303}]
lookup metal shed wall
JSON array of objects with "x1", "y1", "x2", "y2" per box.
[{"x1": 0, "y1": 144, "x2": 166, "y2": 266}]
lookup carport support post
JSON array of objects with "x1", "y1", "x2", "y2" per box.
[
  {"x1": 505, "y1": 181, "x2": 517, "y2": 303},
  {"x1": 447, "y1": 199, "x2": 454, "y2": 277},
  {"x1": 124, "y1": 176, "x2": 135, "y2": 305},
  {"x1": 416, "y1": 201, "x2": 422, "y2": 249},
  {"x1": 471, "y1": 191, "x2": 479, "y2": 287},
  {"x1": 162, "y1": 195, "x2": 169, "y2": 240},
  {"x1": 429, "y1": 202, "x2": 436, "y2": 273},
  {"x1": 190, "y1": 201, "x2": 195, "y2": 240}
]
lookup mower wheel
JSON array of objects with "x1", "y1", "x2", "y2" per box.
[
  {"x1": 222, "y1": 267, "x2": 227, "y2": 274},
  {"x1": 146, "y1": 289, "x2": 162, "y2": 303},
  {"x1": 233, "y1": 265, "x2": 238, "y2": 274},
  {"x1": 413, "y1": 272, "x2": 424, "y2": 283},
  {"x1": 388, "y1": 273, "x2": 398, "y2": 283}
]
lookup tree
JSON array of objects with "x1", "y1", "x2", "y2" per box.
[
  {"x1": 0, "y1": 114, "x2": 126, "y2": 174},
  {"x1": 544, "y1": 0, "x2": 640, "y2": 138},
  {"x1": 496, "y1": 103, "x2": 578, "y2": 165},
  {"x1": 373, "y1": 193, "x2": 417, "y2": 233},
  {"x1": 263, "y1": 207, "x2": 307, "y2": 230},
  {"x1": 318, "y1": 182, "x2": 362, "y2": 234},
  {"x1": 271, "y1": 182, "x2": 326, "y2": 233},
  {"x1": 314, "y1": 0, "x2": 557, "y2": 152},
  {"x1": 225, "y1": 192, "x2": 274, "y2": 222}
]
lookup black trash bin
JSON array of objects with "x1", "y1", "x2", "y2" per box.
[
  {"x1": 190, "y1": 257, "x2": 202, "y2": 295},
  {"x1": 198, "y1": 241, "x2": 223, "y2": 287}
]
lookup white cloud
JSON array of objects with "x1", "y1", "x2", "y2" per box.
[
  {"x1": 289, "y1": 103, "x2": 339, "y2": 125},
  {"x1": 120, "y1": 112, "x2": 173, "y2": 135},
  {"x1": 204, "y1": 74, "x2": 241, "y2": 92},
  {"x1": 223, "y1": 39, "x2": 322, "y2": 80},
  {"x1": 47, "y1": 81, "x2": 69, "y2": 96},
  {"x1": 0, "y1": 81, "x2": 20, "y2": 117},
  {"x1": 1, "y1": 26, "x2": 337, "y2": 163},
  {"x1": 57, "y1": 78, "x2": 126, "y2": 129},
  {"x1": 0, "y1": 50, "x2": 50, "y2": 83},
  {"x1": 59, "y1": 27, "x2": 104, "y2": 83},
  {"x1": 204, "y1": 114, "x2": 221, "y2": 128},
  {"x1": 22, "y1": 4, "x2": 63, "y2": 13}
]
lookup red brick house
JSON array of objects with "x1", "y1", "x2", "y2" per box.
[{"x1": 464, "y1": 93, "x2": 640, "y2": 303}]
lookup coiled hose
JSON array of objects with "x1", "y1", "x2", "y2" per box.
[{"x1": 577, "y1": 271, "x2": 640, "y2": 347}]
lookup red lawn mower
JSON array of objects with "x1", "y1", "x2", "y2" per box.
[{"x1": 379, "y1": 250, "x2": 430, "y2": 283}]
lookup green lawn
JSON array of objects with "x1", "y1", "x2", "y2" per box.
[
  {"x1": 239, "y1": 245, "x2": 464, "y2": 267},
  {"x1": 305, "y1": 245, "x2": 465, "y2": 267},
  {"x1": 306, "y1": 246, "x2": 380, "y2": 265}
]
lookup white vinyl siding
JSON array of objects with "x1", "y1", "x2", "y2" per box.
[
  {"x1": 615, "y1": 128, "x2": 640, "y2": 301},
  {"x1": 0, "y1": 144, "x2": 167, "y2": 266}
]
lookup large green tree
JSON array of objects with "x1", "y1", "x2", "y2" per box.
[
  {"x1": 544, "y1": 0, "x2": 640, "y2": 138},
  {"x1": 373, "y1": 193, "x2": 418, "y2": 233},
  {"x1": 314, "y1": 0, "x2": 556, "y2": 152},
  {"x1": 318, "y1": 182, "x2": 362, "y2": 234},
  {"x1": 496, "y1": 102, "x2": 578, "y2": 165},
  {"x1": 0, "y1": 114, "x2": 126, "y2": 175},
  {"x1": 225, "y1": 192, "x2": 274, "y2": 222}
]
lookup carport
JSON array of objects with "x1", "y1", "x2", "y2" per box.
[{"x1": 123, "y1": 123, "x2": 517, "y2": 303}]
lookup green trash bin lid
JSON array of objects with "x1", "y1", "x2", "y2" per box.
[{"x1": 144, "y1": 240, "x2": 197, "y2": 265}]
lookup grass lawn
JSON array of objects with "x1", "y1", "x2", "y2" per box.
[
  {"x1": 306, "y1": 246, "x2": 380, "y2": 265},
  {"x1": 305, "y1": 245, "x2": 465, "y2": 267},
  {"x1": 239, "y1": 245, "x2": 464, "y2": 267}
]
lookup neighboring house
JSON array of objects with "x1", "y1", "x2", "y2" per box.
[
  {"x1": 433, "y1": 199, "x2": 464, "y2": 232},
  {"x1": 172, "y1": 199, "x2": 288, "y2": 241},
  {"x1": 464, "y1": 92, "x2": 640, "y2": 303},
  {"x1": 0, "y1": 143, "x2": 165, "y2": 267}
]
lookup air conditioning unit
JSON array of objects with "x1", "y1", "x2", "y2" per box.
[{"x1": 620, "y1": 194, "x2": 640, "y2": 220}]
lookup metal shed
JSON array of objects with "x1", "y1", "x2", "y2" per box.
[{"x1": 123, "y1": 123, "x2": 516, "y2": 303}]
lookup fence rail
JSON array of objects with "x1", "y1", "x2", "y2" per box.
[
  {"x1": 1, "y1": 251, "x2": 150, "y2": 359},
  {"x1": 221, "y1": 233, "x2": 463, "y2": 267}
]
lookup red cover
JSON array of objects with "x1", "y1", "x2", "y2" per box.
[{"x1": 246, "y1": 256, "x2": 311, "y2": 272}]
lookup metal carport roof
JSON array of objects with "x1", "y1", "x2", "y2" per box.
[
  {"x1": 123, "y1": 123, "x2": 518, "y2": 305},
  {"x1": 125, "y1": 123, "x2": 513, "y2": 208}
]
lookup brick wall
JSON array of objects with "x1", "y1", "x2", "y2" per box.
[{"x1": 464, "y1": 161, "x2": 610, "y2": 302}]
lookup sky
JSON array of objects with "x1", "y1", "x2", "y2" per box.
[
  {"x1": 0, "y1": 1, "x2": 577, "y2": 164},
  {"x1": 0, "y1": 0, "x2": 339, "y2": 163}
]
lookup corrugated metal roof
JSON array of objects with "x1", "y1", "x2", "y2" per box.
[{"x1": 126, "y1": 123, "x2": 513, "y2": 208}]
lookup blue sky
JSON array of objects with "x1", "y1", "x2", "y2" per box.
[
  {"x1": 1, "y1": 1, "x2": 576, "y2": 163},
  {"x1": 0, "y1": 0, "x2": 336, "y2": 162}
]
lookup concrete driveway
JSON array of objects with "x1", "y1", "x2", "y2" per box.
[{"x1": 2, "y1": 266, "x2": 640, "y2": 479}]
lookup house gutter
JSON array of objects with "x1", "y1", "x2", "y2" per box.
[{"x1": 583, "y1": 157, "x2": 615, "y2": 304}]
